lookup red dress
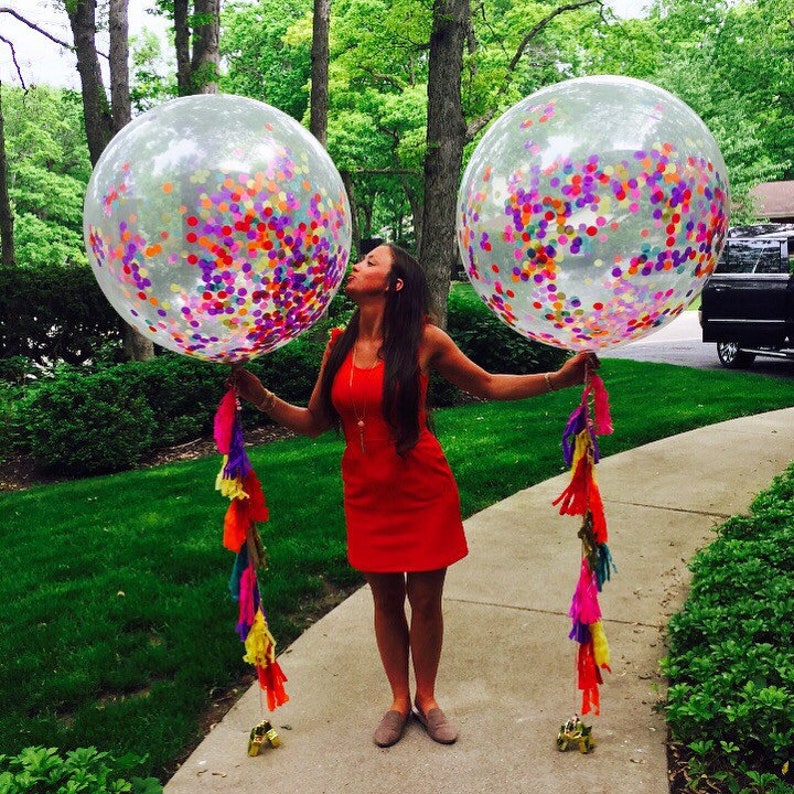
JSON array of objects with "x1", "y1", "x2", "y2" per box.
[{"x1": 330, "y1": 349, "x2": 468, "y2": 573}]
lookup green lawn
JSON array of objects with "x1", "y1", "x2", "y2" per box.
[{"x1": 0, "y1": 358, "x2": 792, "y2": 781}]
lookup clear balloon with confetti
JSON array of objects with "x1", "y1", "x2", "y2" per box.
[
  {"x1": 456, "y1": 75, "x2": 730, "y2": 352},
  {"x1": 84, "y1": 94, "x2": 351, "y2": 362}
]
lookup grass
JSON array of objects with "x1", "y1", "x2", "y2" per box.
[{"x1": 0, "y1": 358, "x2": 792, "y2": 781}]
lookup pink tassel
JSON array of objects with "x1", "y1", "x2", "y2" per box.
[
  {"x1": 589, "y1": 373, "x2": 613, "y2": 436},
  {"x1": 214, "y1": 388, "x2": 238, "y2": 455},
  {"x1": 238, "y1": 564, "x2": 259, "y2": 637},
  {"x1": 569, "y1": 559, "x2": 602, "y2": 626}
]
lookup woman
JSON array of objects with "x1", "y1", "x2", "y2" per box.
[{"x1": 230, "y1": 243, "x2": 594, "y2": 748}]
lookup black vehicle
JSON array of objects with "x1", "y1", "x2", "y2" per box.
[{"x1": 699, "y1": 223, "x2": 794, "y2": 367}]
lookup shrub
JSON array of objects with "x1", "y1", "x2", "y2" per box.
[
  {"x1": 116, "y1": 356, "x2": 227, "y2": 446},
  {"x1": 0, "y1": 745, "x2": 161, "y2": 794},
  {"x1": 447, "y1": 283, "x2": 567, "y2": 375},
  {"x1": 8, "y1": 284, "x2": 569, "y2": 472},
  {"x1": 663, "y1": 462, "x2": 794, "y2": 792},
  {"x1": 18, "y1": 369, "x2": 155, "y2": 475},
  {"x1": 0, "y1": 264, "x2": 120, "y2": 369}
]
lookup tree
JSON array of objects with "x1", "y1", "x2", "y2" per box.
[
  {"x1": 64, "y1": 0, "x2": 155, "y2": 360},
  {"x1": 1, "y1": 86, "x2": 90, "y2": 267},
  {"x1": 0, "y1": 84, "x2": 14, "y2": 266},
  {"x1": 310, "y1": 0, "x2": 330, "y2": 144},
  {"x1": 418, "y1": 0, "x2": 469, "y2": 325},
  {"x1": 168, "y1": 0, "x2": 221, "y2": 94}
]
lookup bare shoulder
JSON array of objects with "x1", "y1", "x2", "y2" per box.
[
  {"x1": 421, "y1": 322, "x2": 456, "y2": 354},
  {"x1": 420, "y1": 323, "x2": 453, "y2": 370}
]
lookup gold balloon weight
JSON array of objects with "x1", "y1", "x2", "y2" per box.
[
  {"x1": 248, "y1": 720, "x2": 281, "y2": 757},
  {"x1": 556, "y1": 715, "x2": 595, "y2": 754}
]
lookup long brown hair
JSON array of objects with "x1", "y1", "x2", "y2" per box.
[{"x1": 319, "y1": 244, "x2": 431, "y2": 454}]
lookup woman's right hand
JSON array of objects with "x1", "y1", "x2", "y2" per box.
[{"x1": 227, "y1": 366, "x2": 269, "y2": 408}]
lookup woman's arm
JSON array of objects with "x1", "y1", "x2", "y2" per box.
[
  {"x1": 229, "y1": 359, "x2": 332, "y2": 438},
  {"x1": 423, "y1": 324, "x2": 594, "y2": 400}
]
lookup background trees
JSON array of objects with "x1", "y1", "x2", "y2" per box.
[{"x1": 0, "y1": 0, "x2": 792, "y2": 366}]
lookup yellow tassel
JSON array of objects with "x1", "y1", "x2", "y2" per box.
[
  {"x1": 215, "y1": 456, "x2": 249, "y2": 500},
  {"x1": 215, "y1": 456, "x2": 229, "y2": 490},
  {"x1": 243, "y1": 611, "x2": 277, "y2": 668},
  {"x1": 591, "y1": 621, "x2": 611, "y2": 670},
  {"x1": 570, "y1": 429, "x2": 594, "y2": 472}
]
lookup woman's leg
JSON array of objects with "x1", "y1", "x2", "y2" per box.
[
  {"x1": 364, "y1": 572, "x2": 412, "y2": 716},
  {"x1": 406, "y1": 568, "x2": 447, "y2": 713}
]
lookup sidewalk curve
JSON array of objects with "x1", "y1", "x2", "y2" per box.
[{"x1": 165, "y1": 407, "x2": 793, "y2": 794}]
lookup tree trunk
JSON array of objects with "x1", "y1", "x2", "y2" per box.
[
  {"x1": 418, "y1": 0, "x2": 469, "y2": 328},
  {"x1": 191, "y1": 0, "x2": 221, "y2": 94},
  {"x1": 173, "y1": 0, "x2": 193, "y2": 95},
  {"x1": 341, "y1": 170, "x2": 360, "y2": 253},
  {"x1": 67, "y1": 0, "x2": 115, "y2": 166},
  {"x1": 172, "y1": 0, "x2": 221, "y2": 95},
  {"x1": 110, "y1": 0, "x2": 154, "y2": 360},
  {"x1": 0, "y1": 83, "x2": 15, "y2": 266},
  {"x1": 310, "y1": 0, "x2": 330, "y2": 146},
  {"x1": 109, "y1": 0, "x2": 131, "y2": 131}
]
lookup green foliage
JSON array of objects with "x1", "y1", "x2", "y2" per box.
[
  {"x1": 663, "y1": 462, "x2": 794, "y2": 791},
  {"x1": 0, "y1": 746, "x2": 161, "y2": 794},
  {"x1": 1, "y1": 85, "x2": 91, "y2": 267},
  {"x1": 11, "y1": 213, "x2": 87, "y2": 269},
  {"x1": 17, "y1": 370, "x2": 156, "y2": 475},
  {"x1": 447, "y1": 282, "x2": 567, "y2": 375},
  {"x1": 129, "y1": 28, "x2": 177, "y2": 113},
  {"x1": 115, "y1": 356, "x2": 227, "y2": 446},
  {"x1": 0, "y1": 264, "x2": 121, "y2": 368},
  {"x1": 5, "y1": 285, "x2": 565, "y2": 471},
  {"x1": 220, "y1": 0, "x2": 313, "y2": 121}
]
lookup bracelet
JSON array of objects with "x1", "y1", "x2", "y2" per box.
[
  {"x1": 254, "y1": 389, "x2": 277, "y2": 413},
  {"x1": 544, "y1": 372, "x2": 557, "y2": 392}
]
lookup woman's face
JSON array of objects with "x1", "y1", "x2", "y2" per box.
[{"x1": 344, "y1": 245, "x2": 395, "y2": 299}]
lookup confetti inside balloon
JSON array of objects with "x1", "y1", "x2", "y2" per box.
[
  {"x1": 84, "y1": 94, "x2": 351, "y2": 362},
  {"x1": 456, "y1": 75, "x2": 730, "y2": 351}
]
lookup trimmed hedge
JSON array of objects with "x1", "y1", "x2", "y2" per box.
[
  {"x1": 7, "y1": 284, "x2": 566, "y2": 476},
  {"x1": 0, "y1": 264, "x2": 121, "y2": 367},
  {"x1": 663, "y1": 462, "x2": 794, "y2": 793},
  {"x1": 17, "y1": 370, "x2": 155, "y2": 475}
]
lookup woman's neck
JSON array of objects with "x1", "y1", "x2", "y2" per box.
[{"x1": 356, "y1": 303, "x2": 384, "y2": 343}]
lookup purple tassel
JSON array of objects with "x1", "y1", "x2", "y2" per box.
[
  {"x1": 561, "y1": 405, "x2": 587, "y2": 466},
  {"x1": 224, "y1": 420, "x2": 253, "y2": 480},
  {"x1": 569, "y1": 621, "x2": 591, "y2": 643}
]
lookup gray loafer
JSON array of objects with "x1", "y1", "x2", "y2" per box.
[
  {"x1": 374, "y1": 710, "x2": 409, "y2": 747},
  {"x1": 413, "y1": 705, "x2": 458, "y2": 744}
]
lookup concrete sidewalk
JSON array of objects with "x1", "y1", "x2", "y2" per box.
[{"x1": 165, "y1": 408, "x2": 793, "y2": 794}]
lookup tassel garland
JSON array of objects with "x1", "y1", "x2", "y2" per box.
[
  {"x1": 215, "y1": 387, "x2": 288, "y2": 712},
  {"x1": 553, "y1": 371, "x2": 615, "y2": 716}
]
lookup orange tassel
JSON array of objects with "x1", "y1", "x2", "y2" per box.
[
  {"x1": 223, "y1": 499, "x2": 249, "y2": 553},
  {"x1": 553, "y1": 456, "x2": 593, "y2": 517}
]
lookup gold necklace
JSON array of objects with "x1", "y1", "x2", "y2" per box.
[{"x1": 349, "y1": 344, "x2": 366, "y2": 454}]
